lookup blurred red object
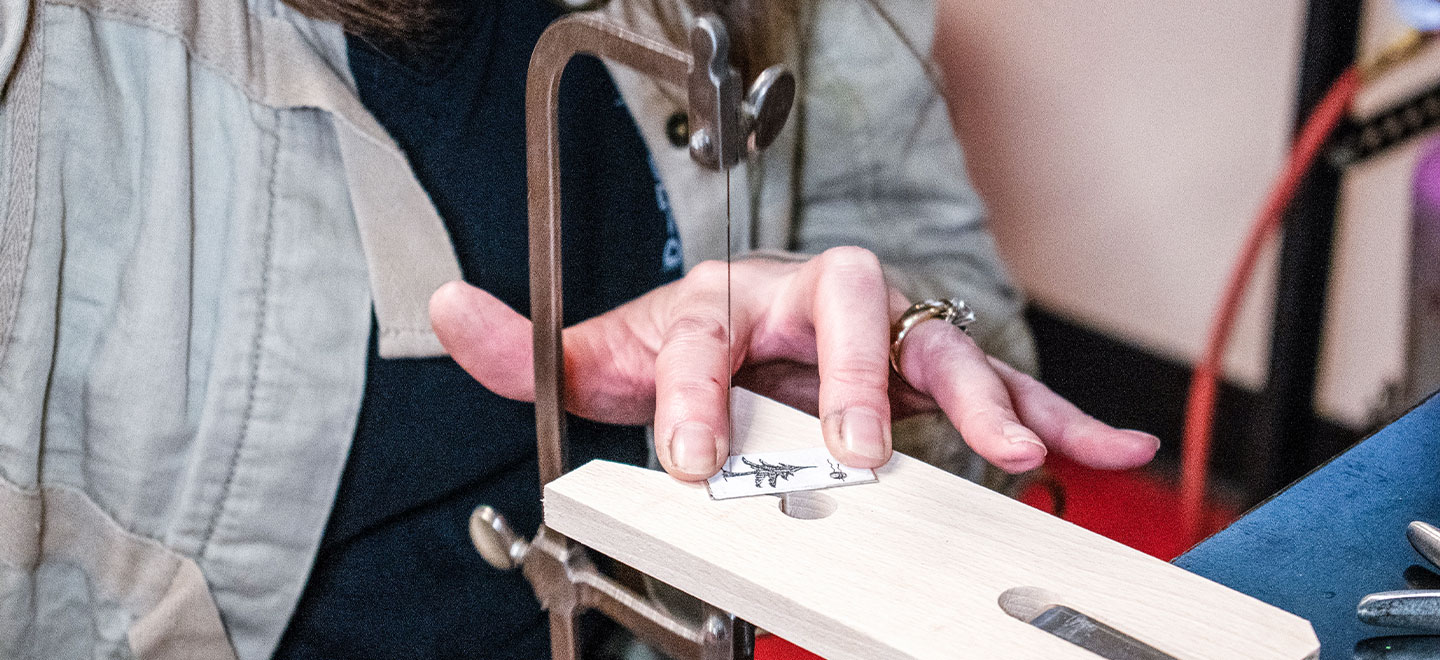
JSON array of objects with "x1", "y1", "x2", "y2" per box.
[
  {"x1": 755, "y1": 635, "x2": 823, "y2": 660},
  {"x1": 1024, "y1": 456, "x2": 1237, "y2": 561}
]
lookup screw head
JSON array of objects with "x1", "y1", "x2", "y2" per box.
[
  {"x1": 688, "y1": 129, "x2": 717, "y2": 168},
  {"x1": 469, "y1": 505, "x2": 529, "y2": 571},
  {"x1": 743, "y1": 65, "x2": 796, "y2": 155}
]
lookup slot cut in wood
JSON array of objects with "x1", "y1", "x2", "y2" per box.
[{"x1": 1000, "y1": 586, "x2": 1177, "y2": 660}]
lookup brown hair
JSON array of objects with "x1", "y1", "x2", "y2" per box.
[{"x1": 282, "y1": 0, "x2": 803, "y2": 77}]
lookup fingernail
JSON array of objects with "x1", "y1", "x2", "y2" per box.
[
  {"x1": 1125, "y1": 430, "x2": 1162, "y2": 451},
  {"x1": 671, "y1": 422, "x2": 719, "y2": 476},
  {"x1": 1002, "y1": 422, "x2": 1047, "y2": 454},
  {"x1": 841, "y1": 409, "x2": 888, "y2": 462}
]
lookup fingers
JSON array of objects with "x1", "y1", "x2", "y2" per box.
[
  {"x1": 897, "y1": 319, "x2": 1049, "y2": 474},
  {"x1": 806, "y1": 248, "x2": 895, "y2": 469},
  {"x1": 642, "y1": 260, "x2": 743, "y2": 481},
  {"x1": 651, "y1": 261, "x2": 742, "y2": 481},
  {"x1": 430, "y1": 280, "x2": 657, "y2": 425},
  {"x1": 987, "y1": 357, "x2": 1160, "y2": 470},
  {"x1": 429, "y1": 280, "x2": 536, "y2": 401},
  {"x1": 653, "y1": 315, "x2": 732, "y2": 480}
]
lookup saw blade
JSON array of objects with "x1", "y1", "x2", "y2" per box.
[{"x1": 725, "y1": 168, "x2": 733, "y2": 429}]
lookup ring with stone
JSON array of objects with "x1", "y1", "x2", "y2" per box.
[{"x1": 889, "y1": 299, "x2": 975, "y2": 389}]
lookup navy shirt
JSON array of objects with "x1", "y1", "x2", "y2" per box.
[{"x1": 274, "y1": 2, "x2": 681, "y2": 657}]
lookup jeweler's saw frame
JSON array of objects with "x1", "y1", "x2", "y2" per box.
[{"x1": 467, "y1": 13, "x2": 794, "y2": 660}]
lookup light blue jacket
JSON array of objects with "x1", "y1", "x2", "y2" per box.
[{"x1": 0, "y1": 1, "x2": 1028, "y2": 658}]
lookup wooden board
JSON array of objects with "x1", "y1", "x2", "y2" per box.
[{"x1": 544, "y1": 388, "x2": 1319, "y2": 659}]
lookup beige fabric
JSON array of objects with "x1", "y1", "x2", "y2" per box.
[
  {"x1": 50, "y1": 0, "x2": 460, "y2": 358},
  {"x1": 250, "y1": 9, "x2": 459, "y2": 357},
  {"x1": 330, "y1": 128, "x2": 458, "y2": 356},
  {"x1": 0, "y1": 477, "x2": 235, "y2": 660},
  {"x1": 0, "y1": 0, "x2": 39, "y2": 378}
]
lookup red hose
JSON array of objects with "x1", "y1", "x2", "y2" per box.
[{"x1": 1179, "y1": 66, "x2": 1362, "y2": 543}]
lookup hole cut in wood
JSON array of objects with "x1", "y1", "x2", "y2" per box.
[
  {"x1": 999, "y1": 586, "x2": 1178, "y2": 660},
  {"x1": 778, "y1": 491, "x2": 837, "y2": 519}
]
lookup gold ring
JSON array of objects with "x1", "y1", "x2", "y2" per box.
[{"x1": 889, "y1": 299, "x2": 975, "y2": 389}]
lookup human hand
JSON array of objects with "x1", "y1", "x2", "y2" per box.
[{"x1": 429, "y1": 247, "x2": 1159, "y2": 481}]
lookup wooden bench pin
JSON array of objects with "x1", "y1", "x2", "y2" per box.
[{"x1": 544, "y1": 388, "x2": 1320, "y2": 660}]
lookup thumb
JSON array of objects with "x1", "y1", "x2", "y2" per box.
[{"x1": 430, "y1": 280, "x2": 536, "y2": 401}]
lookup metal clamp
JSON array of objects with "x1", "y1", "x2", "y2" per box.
[
  {"x1": 685, "y1": 18, "x2": 795, "y2": 169},
  {"x1": 469, "y1": 507, "x2": 754, "y2": 660}
]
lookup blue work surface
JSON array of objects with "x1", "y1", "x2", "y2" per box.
[{"x1": 1175, "y1": 393, "x2": 1440, "y2": 656}]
